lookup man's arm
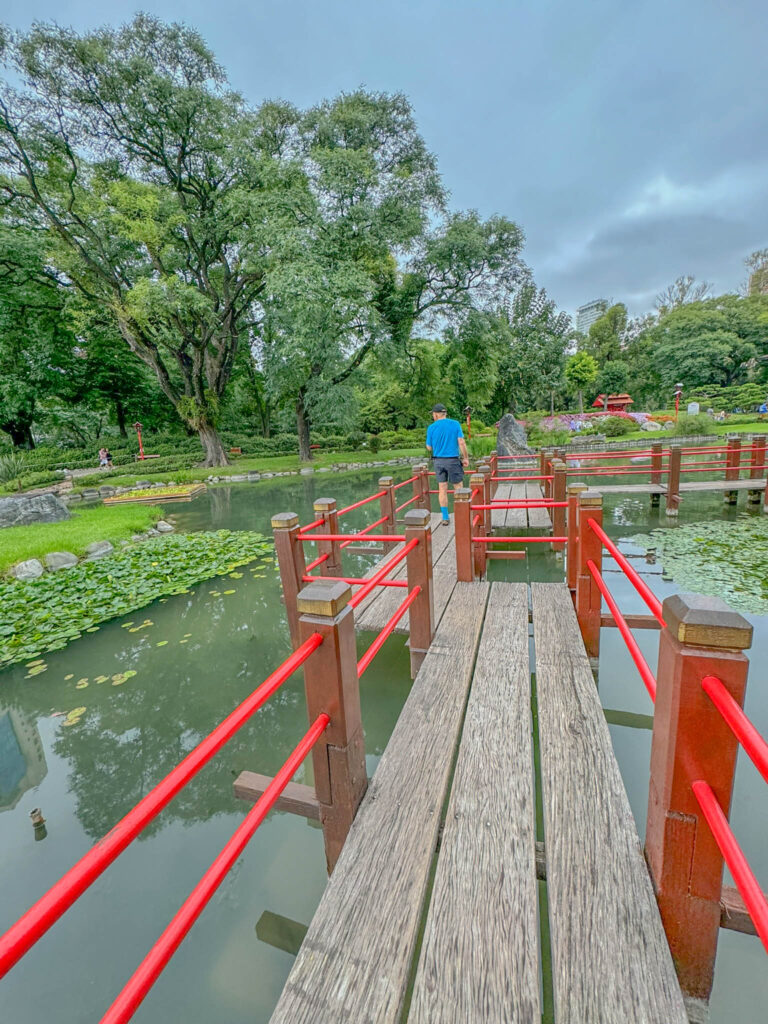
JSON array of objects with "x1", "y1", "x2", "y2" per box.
[{"x1": 458, "y1": 436, "x2": 469, "y2": 466}]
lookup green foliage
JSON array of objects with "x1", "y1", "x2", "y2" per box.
[
  {"x1": 528, "y1": 426, "x2": 570, "y2": 447},
  {"x1": 597, "y1": 360, "x2": 629, "y2": 396},
  {"x1": 0, "y1": 451, "x2": 28, "y2": 491},
  {"x1": 466, "y1": 435, "x2": 497, "y2": 458},
  {"x1": 564, "y1": 352, "x2": 599, "y2": 411},
  {"x1": 632, "y1": 515, "x2": 768, "y2": 614},
  {"x1": 0, "y1": 505, "x2": 161, "y2": 570},
  {"x1": 0, "y1": 530, "x2": 271, "y2": 668},
  {"x1": 673, "y1": 413, "x2": 714, "y2": 436},
  {"x1": 582, "y1": 304, "x2": 627, "y2": 364},
  {"x1": 687, "y1": 383, "x2": 767, "y2": 411},
  {"x1": 599, "y1": 416, "x2": 634, "y2": 437}
]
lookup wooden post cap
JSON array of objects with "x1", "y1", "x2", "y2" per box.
[
  {"x1": 454, "y1": 487, "x2": 472, "y2": 502},
  {"x1": 662, "y1": 594, "x2": 753, "y2": 650},
  {"x1": 313, "y1": 497, "x2": 337, "y2": 513},
  {"x1": 378, "y1": 475, "x2": 394, "y2": 486},
  {"x1": 413, "y1": 463, "x2": 427, "y2": 472},
  {"x1": 477, "y1": 464, "x2": 491, "y2": 475},
  {"x1": 403, "y1": 509, "x2": 431, "y2": 530},
  {"x1": 578, "y1": 489, "x2": 603, "y2": 508},
  {"x1": 469, "y1": 473, "x2": 484, "y2": 489},
  {"x1": 271, "y1": 512, "x2": 300, "y2": 530},
  {"x1": 297, "y1": 580, "x2": 352, "y2": 617},
  {"x1": 727, "y1": 434, "x2": 740, "y2": 441},
  {"x1": 568, "y1": 482, "x2": 588, "y2": 495}
]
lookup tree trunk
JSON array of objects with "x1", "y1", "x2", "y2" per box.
[
  {"x1": 550, "y1": 390, "x2": 555, "y2": 416},
  {"x1": 115, "y1": 397, "x2": 128, "y2": 438},
  {"x1": 5, "y1": 421, "x2": 36, "y2": 449},
  {"x1": 296, "y1": 395, "x2": 312, "y2": 462},
  {"x1": 578, "y1": 390, "x2": 584, "y2": 414},
  {"x1": 198, "y1": 421, "x2": 229, "y2": 467}
]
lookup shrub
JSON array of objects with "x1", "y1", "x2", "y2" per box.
[
  {"x1": 673, "y1": 413, "x2": 714, "y2": 436},
  {"x1": 600, "y1": 416, "x2": 634, "y2": 437},
  {"x1": 0, "y1": 452, "x2": 28, "y2": 492}
]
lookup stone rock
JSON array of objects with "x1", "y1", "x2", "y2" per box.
[
  {"x1": 300, "y1": 467, "x2": 315, "y2": 475},
  {"x1": 44, "y1": 551, "x2": 79, "y2": 571},
  {"x1": 81, "y1": 489, "x2": 100, "y2": 501},
  {"x1": 98, "y1": 485, "x2": 116, "y2": 497},
  {"x1": 247, "y1": 472, "x2": 261, "y2": 482},
  {"x1": 165, "y1": 481, "x2": 177, "y2": 487},
  {"x1": 156, "y1": 520, "x2": 174, "y2": 533},
  {"x1": 11, "y1": 558, "x2": 44, "y2": 580},
  {"x1": 0, "y1": 493, "x2": 70, "y2": 529},
  {"x1": 84, "y1": 540, "x2": 114, "y2": 560},
  {"x1": 262, "y1": 472, "x2": 274, "y2": 478},
  {"x1": 211, "y1": 476, "x2": 220, "y2": 483},
  {"x1": 145, "y1": 528, "x2": 160, "y2": 536},
  {"x1": 641, "y1": 419, "x2": 663, "y2": 431},
  {"x1": 135, "y1": 480, "x2": 152, "y2": 488},
  {"x1": 663, "y1": 421, "x2": 675, "y2": 430},
  {"x1": 496, "y1": 414, "x2": 534, "y2": 457},
  {"x1": 318, "y1": 467, "x2": 330, "y2": 473},
  {"x1": 131, "y1": 534, "x2": 147, "y2": 542}
]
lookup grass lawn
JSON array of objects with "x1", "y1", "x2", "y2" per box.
[
  {"x1": 0, "y1": 504, "x2": 162, "y2": 571},
  {"x1": 72, "y1": 447, "x2": 425, "y2": 492}
]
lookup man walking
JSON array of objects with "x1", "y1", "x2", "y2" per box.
[{"x1": 425, "y1": 404, "x2": 469, "y2": 525}]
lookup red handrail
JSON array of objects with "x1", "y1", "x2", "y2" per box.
[
  {"x1": 348, "y1": 538, "x2": 419, "y2": 609},
  {"x1": 299, "y1": 517, "x2": 325, "y2": 533},
  {"x1": 101, "y1": 713, "x2": 331, "y2": 1023},
  {"x1": 357, "y1": 587, "x2": 421, "y2": 676},
  {"x1": 301, "y1": 533, "x2": 405, "y2": 543},
  {"x1": 491, "y1": 474, "x2": 553, "y2": 481},
  {"x1": 336, "y1": 490, "x2": 387, "y2": 518},
  {"x1": 0, "y1": 632, "x2": 324, "y2": 978},
  {"x1": 586, "y1": 518, "x2": 665, "y2": 625},
  {"x1": 392, "y1": 475, "x2": 418, "y2": 491},
  {"x1": 302, "y1": 574, "x2": 408, "y2": 589},
  {"x1": 587, "y1": 560, "x2": 657, "y2": 701},
  {"x1": 395, "y1": 494, "x2": 419, "y2": 513},
  {"x1": 305, "y1": 552, "x2": 330, "y2": 572},
  {"x1": 691, "y1": 780, "x2": 768, "y2": 955},
  {"x1": 473, "y1": 535, "x2": 568, "y2": 544},
  {"x1": 701, "y1": 675, "x2": 768, "y2": 784},
  {"x1": 471, "y1": 501, "x2": 568, "y2": 509}
]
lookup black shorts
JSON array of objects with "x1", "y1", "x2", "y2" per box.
[{"x1": 433, "y1": 457, "x2": 464, "y2": 484}]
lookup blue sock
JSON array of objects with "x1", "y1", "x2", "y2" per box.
[{"x1": 440, "y1": 505, "x2": 449, "y2": 521}]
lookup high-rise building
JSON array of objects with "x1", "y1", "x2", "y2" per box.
[{"x1": 575, "y1": 298, "x2": 609, "y2": 335}]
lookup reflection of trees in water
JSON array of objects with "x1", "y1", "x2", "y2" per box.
[{"x1": 208, "y1": 486, "x2": 233, "y2": 526}]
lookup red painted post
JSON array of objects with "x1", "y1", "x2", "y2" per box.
[
  {"x1": 378, "y1": 476, "x2": 396, "y2": 533},
  {"x1": 666, "y1": 444, "x2": 682, "y2": 517},
  {"x1": 567, "y1": 482, "x2": 588, "y2": 594},
  {"x1": 470, "y1": 473, "x2": 486, "y2": 580},
  {"x1": 313, "y1": 498, "x2": 343, "y2": 576},
  {"x1": 651, "y1": 441, "x2": 663, "y2": 508},
  {"x1": 489, "y1": 452, "x2": 499, "y2": 494},
  {"x1": 404, "y1": 510, "x2": 435, "y2": 677},
  {"x1": 645, "y1": 594, "x2": 753, "y2": 1002},
  {"x1": 575, "y1": 490, "x2": 603, "y2": 659},
  {"x1": 272, "y1": 513, "x2": 308, "y2": 648},
  {"x1": 748, "y1": 435, "x2": 766, "y2": 506},
  {"x1": 539, "y1": 447, "x2": 549, "y2": 481},
  {"x1": 552, "y1": 460, "x2": 567, "y2": 551},
  {"x1": 479, "y1": 464, "x2": 493, "y2": 537},
  {"x1": 724, "y1": 433, "x2": 741, "y2": 505},
  {"x1": 414, "y1": 463, "x2": 431, "y2": 511},
  {"x1": 298, "y1": 580, "x2": 368, "y2": 873},
  {"x1": 454, "y1": 487, "x2": 474, "y2": 582}
]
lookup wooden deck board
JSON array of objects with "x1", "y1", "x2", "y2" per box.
[
  {"x1": 531, "y1": 583, "x2": 687, "y2": 1023},
  {"x1": 504, "y1": 482, "x2": 528, "y2": 528},
  {"x1": 679, "y1": 477, "x2": 766, "y2": 492},
  {"x1": 269, "y1": 583, "x2": 490, "y2": 1024},
  {"x1": 526, "y1": 481, "x2": 552, "y2": 529},
  {"x1": 408, "y1": 583, "x2": 539, "y2": 1022},
  {"x1": 491, "y1": 482, "x2": 512, "y2": 528},
  {"x1": 355, "y1": 516, "x2": 455, "y2": 634}
]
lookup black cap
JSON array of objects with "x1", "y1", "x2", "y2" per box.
[{"x1": 431, "y1": 403, "x2": 447, "y2": 413}]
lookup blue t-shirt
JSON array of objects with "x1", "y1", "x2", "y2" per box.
[{"x1": 426, "y1": 418, "x2": 464, "y2": 458}]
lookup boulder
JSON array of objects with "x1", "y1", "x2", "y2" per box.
[
  {"x1": 247, "y1": 472, "x2": 261, "y2": 482},
  {"x1": 135, "y1": 480, "x2": 152, "y2": 488},
  {"x1": 496, "y1": 414, "x2": 534, "y2": 457},
  {"x1": 11, "y1": 558, "x2": 44, "y2": 580},
  {"x1": 156, "y1": 520, "x2": 174, "y2": 533},
  {"x1": 44, "y1": 551, "x2": 79, "y2": 572},
  {"x1": 84, "y1": 540, "x2": 114, "y2": 560},
  {"x1": 230, "y1": 474, "x2": 247, "y2": 482},
  {"x1": 663, "y1": 421, "x2": 675, "y2": 431},
  {"x1": 0, "y1": 493, "x2": 70, "y2": 529},
  {"x1": 641, "y1": 420, "x2": 663, "y2": 431},
  {"x1": 300, "y1": 467, "x2": 315, "y2": 475},
  {"x1": 81, "y1": 489, "x2": 100, "y2": 501},
  {"x1": 98, "y1": 485, "x2": 116, "y2": 497}
]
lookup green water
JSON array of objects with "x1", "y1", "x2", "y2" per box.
[{"x1": 1, "y1": 473, "x2": 767, "y2": 1022}]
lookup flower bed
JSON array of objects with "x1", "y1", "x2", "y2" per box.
[{"x1": 103, "y1": 484, "x2": 207, "y2": 504}]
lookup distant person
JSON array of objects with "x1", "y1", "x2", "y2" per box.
[
  {"x1": 105, "y1": 448, "x2": 113, "y2": 468},
  {"x1": 98, "y1": 447, "x2": 109, "y2": 468},
  {"x1": 425, "y1": 403, "x2": 469, "y2": 525}
]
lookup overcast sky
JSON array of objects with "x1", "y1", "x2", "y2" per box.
[{"x1": 4, "y1": 0, "x2": 767, "y2": 318}]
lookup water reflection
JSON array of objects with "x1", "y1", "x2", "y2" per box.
[{"x1": 0, "y1": 706, "x2": 47, "y2": 812}]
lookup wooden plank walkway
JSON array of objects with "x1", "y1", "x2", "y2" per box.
[
  {"x1": 532, "y1": 583, "x2": 688, "y2": 1022},
  {"x1": 269, "y1": 582, "x2": 490, "y2": 1024},
  {"x1": 491, "y1": 480, "x2": 551, "y2": 528},
  {"x1": 590, "y1": 477, "x2": 765, "y2": 495},
  {"x1": 270, "y1": 582, "x2": 687, "y2": 1023}
]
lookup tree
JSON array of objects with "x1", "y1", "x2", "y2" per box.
[
  {"x1": 649, "y1": 294, "x2": 768, "y2": 393},
  {"x1": 745, "y1": 250, "x2": 768, "y2": 296},
  {"x1": 0, "y1": 219, "x2": 75, "y2": 447},
  {"x1": 597, "y1": 359, "x2": 629, "y2": 396},
  {"x1": 582, "y1": 303, "x2": 627, "y2": 364},
  {"x1": 565, "y1": 351, "x2": 599, "y2": 412},
  {"x1": 655, "y1": 275, "x2": 712, "y2": 315},
  {"x1": 0, "y1": 16, "x2": 297, "y2": 464}
]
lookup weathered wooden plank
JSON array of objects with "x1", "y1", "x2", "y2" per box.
[
  {"x1": 355, "y1": 516, "x2": 455, "y2": 634},
  {"x1": 679, "y1": 477, "x2": 766, "y2": 492},
  {"x1": 531, "y1": 582, "x2": 687, "y2": 1022},
  {"x1": 591, "y1": 483, "x2": 667, "y2": 495},
  {"x1": 233, "y1": 772, "x2": 320, "y2": 819},
  {"x1": 504, "y1": 482, "x2": 528, "y2": 528},
  {"x1": 269, "y1": 583, "x2": 490, "y2": 1024},
  {"x1": 409, "y1": 583, "x2": 539, "y2": 1023},
  {"x1": 491, "y1": 481, "x2": 512, "y2": 528},
  {"x1": 526, "y1": 481, "x2": 552, "y2": 528}
]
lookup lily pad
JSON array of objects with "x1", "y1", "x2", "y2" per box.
[
  {"x1": 156, "y1": 640, "x2": 168, "y2": 647},
  {"x1": 75, "y1": 680, "x2": 89, "y2": 689}
]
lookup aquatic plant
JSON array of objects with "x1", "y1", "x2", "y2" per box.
[{"x1": 0, "y1": 530, "x2": 271, "y2": 669}]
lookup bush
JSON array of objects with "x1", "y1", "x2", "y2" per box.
[
  {"x1": 467, "y1": 436, "x2": 497, "y2": 458},
  {"x1": 673, "y1": 413, "x2": 714, "y2": 436},
  {"x1": 599, "y1": 416, "x2": 634, "y2": 437},
  {"x1": 528, "y1": 426, "x2": 570, "y2": 447}
]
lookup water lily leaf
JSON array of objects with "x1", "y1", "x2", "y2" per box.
[
  {"x1": 223, "y1": 589, "x2": 236, "y2": 595},
  {"x1": 94, "y1": 675, "x2": 108, "y2": 684},
  {"x1": 25, "y1": 659, "x2": 45, "y2": 668},
  {"x1": 123, "y1": 670, "x2": 137, "y2": 679},
  {"x1": 156, "y1": 641, "x2": 168, "y2": 647},
  {"x1": 179, "y1": 639, "x2": 188, "y2": 644},
  {"x1": 75, "y1": 680, "x2": 89, "y2": 689},
  {"x1": 111, "y1": 673, "x2": 126, "y2": 684},
  {"x1": 67, "y1": 706, "x2": 86, "y2": 718},
  {"x1": 85, "y1": 626, "x2": 100, "y2": 633},
  {"x1": 64, "y1": 673, "x2": 74, "y2": 680}
]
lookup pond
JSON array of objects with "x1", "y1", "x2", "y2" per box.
[{"x1": 1, "y1": 473, "x2": 766, "y2": 1022}]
